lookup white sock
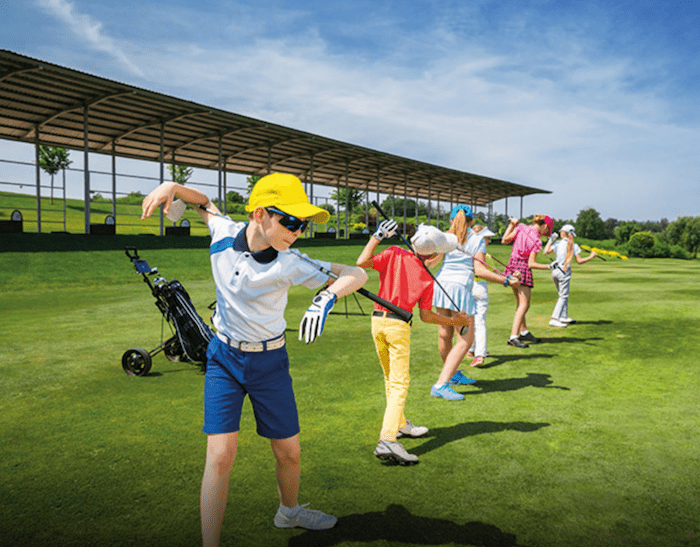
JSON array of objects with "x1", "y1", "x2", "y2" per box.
[
  {"x1": 509, "y1": 335, "x2": 519, "y2": 341},
  {"x1": 433, "y1": 383, "x2": 445, "y2": 389},
  {"x1": 520, "y1": 330, "x2": 529, "y2": 336}
]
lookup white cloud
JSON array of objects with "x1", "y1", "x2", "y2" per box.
[{"x1": 36, "y1": 0, "x2": 143, "y2": 76}]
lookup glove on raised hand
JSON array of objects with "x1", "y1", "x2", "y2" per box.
[
  {"x1": 299, "y1": 289, "x2": 337, "y2": 344},
  {"x1": 373, "y1": 219, "x2": 398, "y2": 241},
  {"x1": 549, "y1": 232, "x2": 559, "y2": 243}
]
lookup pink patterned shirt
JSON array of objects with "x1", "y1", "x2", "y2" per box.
[{"x1": 510, "y1": 224, "x2": 542, "y2": 259}]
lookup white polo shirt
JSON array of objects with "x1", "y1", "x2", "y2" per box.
[
  {"x1": 208, "y1": 215, "x2": 332, "y2": 342},
  {"x1": 552, "y1": 240, "x2": 581, "y2": 274}
]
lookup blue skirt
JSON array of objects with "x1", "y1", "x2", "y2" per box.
[{"x1": 432, "y1": 279, "x2": 476, "y2": 315}]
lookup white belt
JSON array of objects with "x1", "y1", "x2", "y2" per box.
[{"x1": 217, "y1": 332, "x2": 286, "y2": 352}]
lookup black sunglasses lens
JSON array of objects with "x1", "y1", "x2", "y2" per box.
[{"x1": 268, "y1": 208, "x2": 308, "y2": 232}]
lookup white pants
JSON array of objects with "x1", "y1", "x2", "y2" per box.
[
  {"x1": 551, "y1": 269, "x2": 571, "y2": 320},
  {"x1": 469, "y1": 281, "x2": 489, "y2": 357}
]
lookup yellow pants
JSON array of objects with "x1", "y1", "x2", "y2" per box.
[{"x1": 372, "y1": 316, "x2": 412, "y2": 442}]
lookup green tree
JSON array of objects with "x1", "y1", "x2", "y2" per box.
[
  {"x1": 603, "y1": 217, "x2": 619, "y2": 239},
  {"x1": 380, "y1": 196, "x2": 418, "y2": 217},
  {"x1": 664, "y1": 217, "x2": 691, "y2": 246},
  {"x1": 167, "y1": 164, "x2": 193, "y2": 184},
  {"x1": 39, "y1": 146, "x2": 72, "y2": 204},
  {"x1": 680, "y1": 217, "x2": 700, "y2": 258},
  {"x1": 576, "y1": 208, "x2": 606, "y2": 240},
  {"x1": 329, "y1": 187, "x2": 365, "y2": 214},
  {"x1": 227, "y1": 190, "x2": 245, "y2": 204},
  {"x1": 615, "y1": 221, "x2": 641, "y2": 245},
  {"x1": 246, "y1": 175, "x2": 262, "y2": 196}
]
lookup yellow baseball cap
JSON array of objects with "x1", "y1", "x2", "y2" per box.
[{"x1": 245, "y1": 173, "x2": 330, "y2": 224}]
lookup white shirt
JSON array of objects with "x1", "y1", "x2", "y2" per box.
[
  {"x1": 208, "y1": 215, "x2": 331, "y2": 342},
  {"x1": 552, "y1": 240, "x2": 581, "y2": 274}
]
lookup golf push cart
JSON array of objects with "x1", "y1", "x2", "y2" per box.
[{"x1": 122, "y1": 246, "x2": 214, "y2": 376}]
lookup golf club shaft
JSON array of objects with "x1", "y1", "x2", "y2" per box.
[
  {"x1": 290, "y1": 250, "x2": 413, "y2": 323},
  {"x1": 455, "y1": 247, "x2": 506, "y2": 277}
]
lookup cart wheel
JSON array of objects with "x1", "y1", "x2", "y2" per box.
[
  {"x1": 122, "y1": 348, "x2": 152, "y2": 376},
  {"x1": 163, "y1": 338, "x2": 185, "y2": 362}
]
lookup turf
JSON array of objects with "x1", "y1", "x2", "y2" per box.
[{"x1": 1, "y1": 243, "x2": 699, "y2": 547}]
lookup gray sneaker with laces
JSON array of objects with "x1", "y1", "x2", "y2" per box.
[
  {"x1": 374, "y1": 440, "x2": 419, "y2": 465},
  {"x1": 396, "y1": 419, "x2": 429, "y2": 438},
  {"x1": 273, "y1": 504, "x2": 338, "y2": 530}
]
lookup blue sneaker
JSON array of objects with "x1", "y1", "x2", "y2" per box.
[
  {"x1": 430, "y1": 383, "x2": 465, "y2": 401},
  {"x1": 449, "y1": 371, "x2": 476, "y2": 386}
]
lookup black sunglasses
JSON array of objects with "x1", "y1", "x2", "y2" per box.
[{"x1": 265, "y1": 207, "x2": 309, "y2": 233}]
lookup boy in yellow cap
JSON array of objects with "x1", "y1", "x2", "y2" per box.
[{"x1": 142, "y1": 173, "x2": 367, "y2": 546}]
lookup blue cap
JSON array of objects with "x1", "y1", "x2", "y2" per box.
[{"x1": 450, "y1": 205, "x2": 473, "y2": 220}]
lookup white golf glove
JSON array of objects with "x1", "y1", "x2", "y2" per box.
[
  {"x1": 373, "y1": 219, "x2": 398, "y2": 241},
  {"x1": 299, "y1": 289, "x2": 337, "y2": 344},
  {"x1": 548, "y1": 261, "x2": 559, "y2": 270},
  {"x1": 549, "y1": 232, "x2": 559, "y2": 243}
]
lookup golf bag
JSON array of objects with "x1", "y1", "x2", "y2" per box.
[{"x1": 122, "y1": 246, "x2": 214, "y2": 376}]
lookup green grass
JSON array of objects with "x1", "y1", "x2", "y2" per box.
[{"x1": 1, "y1": 244, "x2": 699, "y2": 547}]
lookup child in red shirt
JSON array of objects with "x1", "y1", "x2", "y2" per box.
[{"x1": 357, "y1": 222, "x2": 471, "y2": 465}]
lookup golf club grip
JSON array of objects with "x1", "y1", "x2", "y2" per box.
[{"x1": 357, "y1": 287, "x2": 413, "y2": 322}]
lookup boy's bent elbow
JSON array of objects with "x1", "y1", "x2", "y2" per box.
[{"x1": 357, "y1": 268, "x2": 369, "y2": 285}]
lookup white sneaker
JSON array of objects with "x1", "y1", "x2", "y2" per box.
[
  {"x1": 561, "y1": 317, "x2": 577, "y2": 324},
  {"x1": 374, "y1": 440, "x2": 419, "y2": 465},
  {"x1": 273, "y1": 504, "x2": 338, "y2": 530},
  {"x1": 396, "y1": 419, "x2": 429, "y2": 438},
  {"x1": 549, "y1": 319, "x2": 567, "y2": 328}
]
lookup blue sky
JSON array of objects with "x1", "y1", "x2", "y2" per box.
[{"x1": 1, "y1": 0, "x2": 699, "y2": 222}]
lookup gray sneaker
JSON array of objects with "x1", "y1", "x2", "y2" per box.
[
  {"x1": 396, "y1": 419, "x2": 429, "y2": 438},
  {"x1": 273, "y1": 504, "x2": 338, "y2": 530},
  {"x1": 374, "y1": 440, "x2": 419, "y2": 465}
]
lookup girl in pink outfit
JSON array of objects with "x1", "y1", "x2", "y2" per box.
[{"x1": 501, "y1": 215, "x2": 554, "y2": 348}]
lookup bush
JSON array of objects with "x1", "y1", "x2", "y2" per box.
[
  {"x1": 628, "y1": 232, "x2": 655, "y2": 258},
  {"x1": 225, "y1": 203, "x2": 246, "y2": 215},
  {"x1": 669, "y1": 244, "x2": 692, "y2": 260}
]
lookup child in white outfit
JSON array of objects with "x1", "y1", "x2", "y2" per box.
[{"x1": 544, "y1": 224, "x2": 597, "y2": 327}]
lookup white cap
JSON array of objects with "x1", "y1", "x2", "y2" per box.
[
  {"x1": 480, "y1": 228, "x2": 496, "y2": 238},
  {"x1": 411, "y1": 224, "x2": 459, "y2": 255},
  {"x1": 561, "y1": 224, "x2": 576, "y2": 237}
]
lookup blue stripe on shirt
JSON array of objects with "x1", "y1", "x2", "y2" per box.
[{"x1": 210, "y1": 237, "x2": 235, "y2": 255}]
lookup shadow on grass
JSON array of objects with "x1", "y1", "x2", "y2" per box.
[
  {"x1": 536, "y1": 336, "x2": 604, "y2": 345},
  {"x1": 462, "y1": 373, "x2": 570, "y2": 396},
  {"x1": 411, "y1": 421, "x2": 550, "y2": 459},
  {"x1": 288, "y1": 503, "x2": 529, "y2": 547},
  {"x1": 479, "y1": 353, "x2": 555, "y2": 369},
  {"x1": 566, "y1": 320, "x2": 613, "y2": 325}
]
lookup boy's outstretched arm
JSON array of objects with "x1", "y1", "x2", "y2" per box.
[
  {"x1": 326, "y1": 263, "x2": 368, "y2": 299},
  {"x1": 141, "y1": 181, "x2": 220, "y2": 224}
]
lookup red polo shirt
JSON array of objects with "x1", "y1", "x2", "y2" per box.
[{"x1": 371, "y1": 246, "x2": 434, "y2": 313}]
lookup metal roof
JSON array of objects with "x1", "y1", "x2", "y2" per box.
[{"x1": 0, "y1": 49, "x2": 549, "y2": 206}]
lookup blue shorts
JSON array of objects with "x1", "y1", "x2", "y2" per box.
[{"x1": 203, "y1": 335, "x2": 300, "y2": 439}]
